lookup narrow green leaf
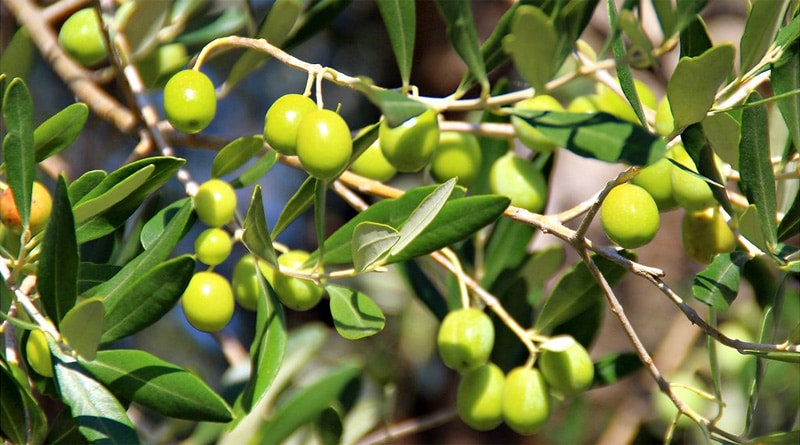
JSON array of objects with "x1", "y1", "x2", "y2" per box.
[
  {"x1": 681, "y1": 123, "x2": 733, "y2": 216},
  {"x1": 272, "y1": 176, "x2": 315, "y2": 238},
  {"x1": 100, "y1": 255, "x2": 195, "y2": 344},
  {"x1": 535, "y1": 252, "x2": 634, "y2": 333},
  {"x1": 2, "y1": 78, "x2": 35, "y2": 230},
  {"x1": 746, "y1": 430, "x2": 800, "y2": 444},
  {"x1": 0, "y1": 27, "x2": 34, "y2": 81},
  {"x1": 652, "y1": 0, "x2": 675, "y2": 39},
  {"x1": 352, "y1": 222, "x2": 399, "y2": 273},
  {"x1": 667, "y1": 44, "x2": 735, "y2": 132},
  {"x1": 701, "y1": 112, "x2": 740, "y2": 169},
  {"x1": 33, "y1": 103, "x2": 89, "y2": 162},
  {"x1": 119, "y1": 0, "x2": 171, "y2": 58},
  {"x1": 354, "y1": 86, "x2": 429, "y2": 128},
  {"x1": 313, "y1": 179, "x2": 327, "y2": 267},
  {"x1": 434, "y1": 0, "x2": 488, "y2": 93},
  {"x1": 611, "y1": 6, "x2": 648, "y2": 126},
  {"x1": 739, "y1": 92, "x2": 778, "y2": 249},
  {"x1": 79, "y1": 349, "x2": 233, "y2": 422},
  {"x1": 225, "y1": 0, "x2": 302, "y2": 92},
  {"x1": 212, "y1": 135, "x2": 265, "y2": 179},
  {"x1": 74, "y1": 156, "x2": 185, "y2": 244},
  {"x1": 389, "y1": 194, "x2": 509, "y2": 264},
  {"x1": 618, "y1": 9, "x2": 657, "y2": 70},
  {"x1": 53, "y1": 354, "x2": 139, "y2": 444},
  {"x1": 176, "y1": 7, "x2": 249, "y2": 47},
  {"x1": 140, "y1": 198, "x2": 194, "y2": 250},
  {"x1": 327, "y1": 285, "x2": 386, "y2": 339},
  {"x1": 510, "y1": 110, "x2": 667, "y2": 166},
  {"x1": 377, "y1": 0, "x2": 415, "y2": 87},
  {"x1": 282, "y1": 0, "x2": 352, "y2": 50},
  {"x1": 60, "y1": 298, "x2": 104, "y2": 361},
  {"x1": 739, "y1": 0, "x2": 787, "y2": 76},
  {"x1": 591, "y1": 352, "x2": 643, "y2": 388},
  {"x1": 505, "y1": 5, "x2": 557, "y2": 93},
  {"x1": 692, "y1": 252, "x2": 749, "y2": 310},
  {"x1": 315, "y1": 408, "x2": 343, "y2": 445},
  {"x1": 243, "y1": 185, "x2": 278, "y2": 266},
  {"x1": 0, "y1": 362, "x2": 47, "y2": 445},
  {"x1": 674, "y1": 0, "x2": 708, "y2": 39},
  {"x1": 87, "y1": 198, "x2": 194, "y2": 300},
  {"x1": 68, "y1": 170, "x2": 106, "y2": 203},
  {"x1": 777, "y1": 190, "x2": 799, "y2": 242},
  {"x1": 253, "y1": 363, "x2": 361, "y2": 445},
  {"x1": 396, "y1": 261, "x2": 449, "y2": 321},
  {"x1": 231, "y1": 150, "x2": 278, "y2": 189},
  {"x1": 679, "y1": 15, "x2": 713, "y2": 58},
  {"x1": 772, "y1": 37, "x2": 800, "y2": 156},
  {"x1": 72, "y1": 164, "x2": 154, "y2": 222},
  {"x1": 241, "y1": 269, "x2": 286, "y2": 411},
  {"x1": 38, "y1": 176, "x2": 78, "y2": 324},
  {"x1": 391, "y1": 178, "x2": 456, "y2": 256}
]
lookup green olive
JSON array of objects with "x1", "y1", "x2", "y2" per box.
[
  {"x1": 600, "y1": 183, "x2": 660, "y2": 249},
  {"x1": 489, "y1": 152, "x2": 548, "y2": 213},
  {"x1": 430, "y1": 132, "x2": 482, "y2": 187},
  {"x1": 593, "y1": 79, "x2": 657, "y2": 124},
  {"x1": 670, "y1": 144, "x2": 719, "y2": 211},
  {"x1": 194, "y1": 227, "x2": 233, "y2": 266},
  {"x1": 0, "y1": 181, "x2": 53, "y2": 234},
  {"x1": 58, "y1": 8, "x2": 108, "y2": 67},
  {"x1": 273, "y1": 250, "x2": 324, "y2": 311},
  {"x1": 296, "y1": 109, "x2": 353, "y2": 180},
  {"x1": 232, "y1": 254, "x2": 261, "y2": 311},
  {"x1": 181, "y1": 271, "x2": 235, "y2": 332},
  {"x1": 163, "y1": 69, "x2": 217, "y2": 134},
  {"x1": 537, "y1": 335, "x2": 595, "y2": 396},
  {"x1": 263, "y1": 94, "x2": 318, "y2": 156},
  {"x1": 502, "y1": 366, "x2": 550, "y2": 435},
  {"x1": 681, "y1": 207, "x2": 736, "y2": 264},
  {"x1": 193, "y1": 179, "x2": 237, "y2": 227},
  {"x1": 379, "y1": 109, "x2": 440, "y2": 173},
  {"x1": 631, "y1": 148, "x2": 679, "y2": 212},
  {"x1": 26, "y1": 330, "x2": 54, "y2": 378},
  {"x1": 349, "y1": 138, "x2": 398, "y2": 182},
  {"x1": 437, "y1": 308, "x2": 495, "y2": 373},
  {"x1": 456, "y1": 363, "x2": 505, "y2": 431}
]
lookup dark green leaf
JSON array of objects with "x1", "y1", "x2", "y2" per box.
[
  {"x1": 388, "y1": 194, "x2": 509, "y2": 263},
  {"x1": 272, "y1": 176, "x2": 315, "y2": 238},
  {"x1": 551, "y1": 294, "x2": 604, "y2": 348},
  {"x1": 591, "y1": 352, "x2": 643, "y2": 388},
  {"x1": 78, "y1": 262, "x2": 121, "y2": 294},
  {"x1": 315, "y1": 408, "x2": 343, "y2": 445},
  {"x1": 74, "y1": 156, "x2": 185, "y2": 244},
  {"x1": 327, "y1": 285, "x2": 386, "y2": 339},
  {"x1": 772, "y1": 37, "x2": 800, "y2": 161},
  {"x1": 674, "y1": 0, "x2": 708, "y2": 40},
  {"x1": 38, "y1": 176, "x2": 79, "y2": 324},
  {"x1": 0, "y1": 27, "x2": 34, "y2": 81},
  {"x1": 72, "y1": 164, "x2": 154, "y2": 223},
  {"x1": 611, "y1": 6, "x2": 648, "y2": 126},
  {"x1": 746, "y1": 430, "x2": 800, "y2": 445},
  {"x1": 2, "y1": 78, "x2": 35, "y2": 230},
  {"x1": 777, "y1": 189, "x2": 799, "y2": 242},
  {"x1": 681, "y1": 123, "x2": 733, "y2": 216},
  {"x1": 100, "y1": 255, "x2": 195, "y2": 344},
  {"x1": 505, "y1": 5, "x2": 557, "y2": 93},
  {"x1": 176, "y1": 7, "x2": 249, "y2": 47},
  {"x1": 139, "y1": 197, "x2": 194, "y2": 250},
  {"x1": 243, "y1": 185, "x2": 278, "y2": 266},
  {"x1": 53, "y1": 354, "x2": 139, "y2": 444},
  {"x1": 354, "y1": 86, "x2": 429, "y2": 128},
  {"x1": 377, "y1": 0, "x2": 415, "y2": 87},
  {"x1": 253, "y1": 363, "x2": 360, "y2": 445},
  {"x1": 225, "y1": 0, "x2": 302, "y2": 92},
  {"x1": 212, "y1": 135, "x2": 264, "y2": 178},
  {"x1": 68, "y1": 170, "x2": 106, "y2": 203},
  {"x1": 535, "y1": 252, "x2": 634, "y2": 332},
  {"x1": 0, "y1": 362, "x2": 47, "y2": 445},
  {"x1": 241, "y1": 268, "x2": 286, "y2": 411},
  {"x1": 391, "y1": 178, "x2": 456, "y2": 256},
  {"x1": 119, "y1": 0, "x2": 171, "y2": 58},
  {"x1": 434, "y1": 0, "x2": 488, "y2": 93},
  {"x1": 282, "y1": 0, "x2": 351, "y2": 50},
  {"x1": 739, "y1": 92, "x2": 778, "y2": 249},
  {"x1": 510, "y1": 110, "x2": 667, "y2": 166},
  {"x1": 87, "y1": 199, "x2": 194, "y2": 300},
  {"x1": 480, "y1": 218, "x2": 537, "y2": 289},
  {"x1": 231, "y1": 150, "x2": 278, "y2": 189},
  {"x1": 679, "y1": 15, "x2": 713, "y2": 58},
  {"x1": 60, "y1": 298, "x2": 104, "y2": 361},
  {"x1": 692, "y1": 252, "x2": 749, "y2": 310},
  {"x1": 33, "y1": 103, "x2": 89, "y2": 162},
  {"x1": 739, "y1": 0, "x2": 787, "y2": 75},
  {"x1": 79, "y1": 349, "x2": 233, "y2": 422},
  {"x1": 701, "y1": 112, "x2": 740, "y2": 169},
  {"x1": 352, "y1": 222, "x2": 399, "y2": 273},
  {"x1": 667, "y1": 44, "x2": 735, "y2": 132},
  {"x1": 397, "y1": 260, "x2": 449, "y2": 321}
]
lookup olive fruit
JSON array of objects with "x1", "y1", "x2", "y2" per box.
[
  {"x1": 681, "y1": 207, "x2": 736, "y2": 264},
  {"x1": 457, "y1": 363, "x2": 505, "y2": 431},
  {"x1": 138, "y1": 43, "x2": 189, "y2": 88},
  {"x1": 163, "y1": 69, "x2": 217, "y2": 134},
  {"x1": 502, "y1": 366, "x2": 550, "y2": 435},
  {"x1": 567, "y1": 95, "x2": 598, "y2": 113},
  {"x1": 263, "y1": 94, "x2": 317, "y2": 156},
  {"x1": 26, "y1": 330, "x2": 54, "y2": 378},
  {"x1": 437, "y1": 308, "x2": 494, "y2": 373},
  {"x1": 232, "y1": 254, "x2": 262, "y2": 311},
  {"x1": 349, "y1": 139, "x2": 397, "y2": 182},
  {"x1": 194, "y1": 227, "x2": 233, "y2": 266},
  {"x1": 193, "y1": 179, "x2": 237, "y2": 227},
  {"x1": 511, "y1": 95, "x2": 564, "y2": 152},
  {"x1": 430, "y1": 132, "x2": 482, "y2": 187},
  {"x1": 0, "y1": 182, "x2": 53, "y2": 233},
  {"x1": 58, "y1": 8, "x2": 108, "y2": 67},
  {"x1": 273, "y1": 250, "x2": 324, "y2": 311},
  {"x1": 181, "y1": 271, "x2": 235, "y2": 332},
  {"x1": 654, "y1": 96, "x2": 674, "y2": 137},
  {"x1": 296, "y1": 109, "x2": 353, "y2": 180},
  {"x1": 379, "y1": 109, "x2": 440, "y2": 173},
  {"x1": 600, "y1": 183, "x2": 660, "y2": 249},
  {"x1": 670, "y1": 145, "x2": 719, "y2": 211},
  {"x1": 631, "y1": 150, "x2": 678, "y2": 212},
  {"x1": 593, "y1": 79, "x2": 657, "y2": 124},
  {"x1": 489, "y1": 152, "x2": 548, "y2": 213},
  {"x1": 537, "y1": 335, "x2": 595, "y2": 396}
]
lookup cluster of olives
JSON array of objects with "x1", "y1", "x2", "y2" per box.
[{"x1": 436, "y1": 308, "x2": 595, "y2": 434}]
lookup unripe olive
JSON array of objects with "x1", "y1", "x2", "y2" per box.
[
  {"x1": 58, "y1": 8, "x2": 108, "y2": 67},
  {"x1": 232, "y1": 254, "x2": 261, "y2": 311},
  {"x1": 430, "y1": 132, "x2": 482, "y2": 187},
  {"x1": 537, "y1": 335, "x2": 595, "y2": 396},
  {"x1": 194, "y1": 227, "x2": 233, "y2": 266},
  {"x1": 296, "y1": 109, "x2": 353, "y2": 180},
  {"x1": 567, "y1": 95, "x2": 599, "y2": 113},
  {"x1": 593, "y1": 79, "x2": 657, "y2": 124},
  {"x1": 273, "y1": 250, "x2": 324, "y2": 311},
  {"x1": 631, "y1": 149, "x2": 679, "y2": 212},
  {"x1": 26, "y1": 329, "x2": 54, "y2": 378},
  {"x1": 489, "y1": 152, "x2": 548, "y2": 213},
  {"x1": 600, "y1": 183, "x2": 660, "y2": 249},
  {"x1": 0, "y1": 182, "x2": 53, "y2": 233},
  {"x1": 511, "y1": 95, "x2": 564, "y2": 152},
  {"x1": 681, "y1": 207, "x2": 736, "y2": 264},
  {"x1": 349, "y1": 139, "x2": 397, "y2": 182},
  {"x1": 181, "y1": 271, "x2": 235, "y2": 332},
  {"x1": 263, "y1": 94, "x2": 317, "y2": 156},
  {"x1": 193, "y1": 179, "x2": 237, "y2": 227},
  {"x1": 655, "y1": 96, "x2": 674, "y2": 137},
  {"x1": 502, "y1": 366, "x2": 550, "y2": 435},
  {"x1": 379, "y1": 109, "x2": 440, "y2": 173},
  {"x1": 456, "y1": 363, "x2": 505, "y2": 431},
  {"x1": 163, "y1": 69, "x2": 217, "y2": 134},
  {"x1": 670, "y1": 145, "x2": 718, "y2": 211},
  {"x1": 437, "y1": 308, "x2": 494, "y2": 373}
]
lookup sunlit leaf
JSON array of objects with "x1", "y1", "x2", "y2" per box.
[
  {"x1": 352, "y1": 222, "x2": 399, "y2": 273},
  {"x1": 354, "y1": 85, "x2": 429, "y2": 128},
  {"x1": 433, "y1": 0, "x2": 488, "y2": 92},
  {"x1": 739, "y1": 0, "x2": 787, "y2": 76},
  {"x1": 2, "y1": 78, "x2": 35, "y2": 229},
  {"x1": 272, "y1": 176, "x2": 315, "y2": 238},
  {"x1": 119, "y1": 0, "x2": 171, "y2": 58},
  {"x1": 668, "y1": 44, "x2": 734, "y2": 132},
  {"x1": 33, "y1": 103, "x2": 88, "y2": 162},
  {"x1": 591, "y1": 352, "x2": 643, "y2": 388},
  {"x1": 327, "y1": 285, "x2": 386, "y2": 339},
  {"x1": 504, "y1": 5, "x2": 556, "y2": 93},
  {"x1": 211, "y1": 135, "x2": 264, "y2": 178},
  {"x1": 231, "y1": 150, "x2": 278, "y2": 189},
  {"x1": 72, "y1": 165, "x2": 154, "y2": 223},
  {"x1": 391, "y1": 178, "x2": 456, "y2": 255},
  {"x1": 60, "y1": 298, "x2": 104, "y2": 361},
  {"x1": 243, "y1": 185, "x2": 278, "y2": 266}
]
